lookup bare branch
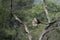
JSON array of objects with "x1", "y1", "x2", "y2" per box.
[
  {"x1": 10, "y1": 0, "x2": 32, "y2": 40},
  {"x1": 45, "y1": 20, "x2": 57, "y2": 30},
  {"x1": 13, "y1": 14, "x2": 22, "y2": 24},
  {"x1": 24, "y1": 24, "x2": 32, "y2": 40},
  {"x1": 39, "y1": 19, "x2": 57, "y2": 40},
  {"x1": 39, "y1": 28, "x2": 54, "y2": 40},
  {"x1": 39, "y1": 1, "x2": 52, "y2": 39},
  {"x1": 43, "y1": 0, "x2": 51, "y2": 23},
  {"x1": 13, "y1": 14, "x2": 32, "y2": 40}
]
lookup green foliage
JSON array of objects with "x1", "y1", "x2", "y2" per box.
[{"x1": 0, "y1": 0, "x2": 60, "y2": 40}]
